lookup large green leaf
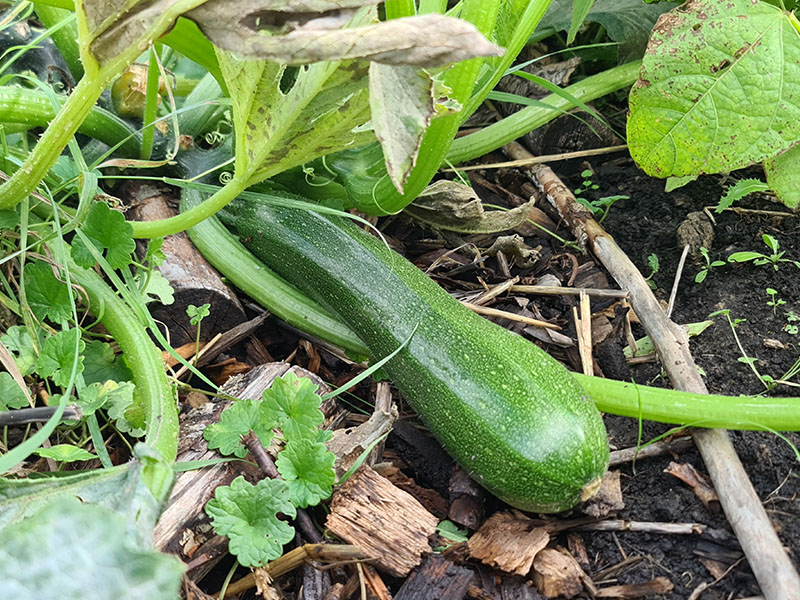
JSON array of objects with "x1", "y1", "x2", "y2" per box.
[
  {"x1": 0, "y1": 498, "x2": 183, "y2": 600},
  {"x1": 765, "y1": 144, "x2": 800, "y2": 210},
  {"x1": 627, "y1": 0, "x2": 800, "y2": 177}
]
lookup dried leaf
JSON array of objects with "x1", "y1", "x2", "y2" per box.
[
  {"x1": 407, "y1": 180, "x2": 537, "y2": 233},
  {"x1": 187, "y1": 3, "x2": 502, "y2": 67},
  {"x1": 664, "y1": 461, "x2": 719, "y2": 509}
]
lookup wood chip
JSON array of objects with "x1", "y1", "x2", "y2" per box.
[
  {"x1": 373, "y1": 463, "x2": 449, "y2": 519},
  {"x1": 532, "y1": 548, "x2": 584, "y2": 598},
  {"x1": 594, "y1": 577, "x2": 674, "y2": 598},
  {"x1": 566, "y1": 533, "x2": 589, "y2": 569},
  {"x1": 582, "y1": 470, "x2": 624, "y2": 518},
  {"x1": 664, "y1": 461, "x2": 720, "y2": 509},
  {"x1": 468, "y1": 512, "x2": 550, "y2": 576},
  {"x1": 326, "y1": 466, "x2": 438, "y2": 577},
  {"x1": 394, "y1": 554, "x2": 474, "y2": 600}
]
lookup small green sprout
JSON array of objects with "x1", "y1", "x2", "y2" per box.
[
  {"x1": 728, "y1": 234, "x2": 800, "y2": 271},
  {"x1": 695, "y1": 247, "x2": 725, "y2": 283},
  {"x1": 766, "y1": 288, "x2": 786, "y2": 314}
]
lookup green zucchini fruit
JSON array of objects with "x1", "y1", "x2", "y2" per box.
[{"x1": 220, "y1": 199, "x2": 609, "y2": 512}]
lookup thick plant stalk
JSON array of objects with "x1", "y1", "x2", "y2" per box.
[{"x1": 509, "y1": 143, "x2": 800, "y2": 600}]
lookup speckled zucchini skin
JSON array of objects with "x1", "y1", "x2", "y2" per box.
[{"x1": 224, "y1": 199, "x2": 609, "y2": 512}]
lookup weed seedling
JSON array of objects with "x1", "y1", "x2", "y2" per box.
[
  {"x1": 710, "y1": 309, "x2": 776, "y2": 391},
  {"x1": 574, "y1": 169, "x2": 628, "y2": 224},
  {"x1": 644, "y1": 253, "x2": 660, "y2": 290},
  {"x1": 695, "y1": 247, "x2": 725, "y2": 283},
  {"x1": 766, "y1": 288, "x2": 786, "y2": 314},
  {"x1": 785, "y1": 311, "x2": 800, "y2": 336},
  {"x1": 186, "y1": 303, "x2": 211, "y2": 363},
  {"x1": 728, "y1": 234, "x2": 800, "y2": 271}
]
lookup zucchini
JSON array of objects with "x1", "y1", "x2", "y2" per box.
[{"x1": 220, "y1": 199, "x2": 609, "y2": 512}]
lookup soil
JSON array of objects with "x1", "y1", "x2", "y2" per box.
[{"x1": 559, "y1": 157, "x2": 800, "y2": 599}]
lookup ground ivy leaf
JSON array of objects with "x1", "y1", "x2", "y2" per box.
[
  {"x1": 83, "y1": 340, "x2": 133, "y2": 385},
  {"x1": 35, "y1": 329, "x2": 85, "y2": 387},
  {"x1": 71, "y1": 202, "x2": 135, "y2": 270},
  {"x1": 628, "y1": 0, "x2": 800, "y2": 177},
  {"x1": 276, "y1": 439, "x2": 335, "y2": 509},
  {"x1": 144, "y1": 238, "x2": 166, "y2": 267},
  {"x1": 205, "y1": 476, "x2": 296, "y2": 568},
  {"x1": 104, "y1": 381, "x2": 144, "y2": 437},
  {"x1": 0, "y1": 497, "x2": 183, "y2": 599},
  {"x1": 137, "y1": 269, "x2": 175, "y2": 305},
  {"x1": 35, "y1": 444, "x2": 97, "y2": 463},
  {"x1": 0, "y1": 326, "x2": 39, "y2": 377},
  {"x1": 23, "y1": 261, "x2": 72, "y2": 323},
  {"x1": 0, "y1": 208, "x2": 19, "y2": 229},
  {"x1": 261, "y1": 373, "x2": 323, "y2": 441},
  {"x1": 0, "y1": 372, "x2": 29, "y2": 410},
  {"x1": 204, "y1": 400, "x2": 275, "y2": 458}
]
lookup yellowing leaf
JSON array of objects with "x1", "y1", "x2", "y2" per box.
[{"x1": 628, "y1": 0, "x2": 800, "y2": 177}]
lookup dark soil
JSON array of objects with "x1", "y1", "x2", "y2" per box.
[{"x1": 564, "y1": 157, "x2": 800, "y2": 599}]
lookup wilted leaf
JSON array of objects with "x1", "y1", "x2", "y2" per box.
[
  {"x1": 78, "y1": 0, "x2": 208, "y2": 70},
  {"x1": 406, "y1": 180, "x2": 536, "y2": 233},
  {"x1": 628, "y1": 0, "x2": 800, "y2": 177},
  {"x1": 369, "y1": 65, "x2": 446, "y2": 193},
  {"x1": 188, "y1": 3, "x2": 502, "y2": 67}
]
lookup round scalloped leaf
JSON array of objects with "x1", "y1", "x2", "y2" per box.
[{"x1": 628, "y1": 0, "x2": 800, "y2": 177}]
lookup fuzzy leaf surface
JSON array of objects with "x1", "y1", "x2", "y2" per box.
[{"x1": 0, "y1": 498, "x2": 183, "y2": 599}]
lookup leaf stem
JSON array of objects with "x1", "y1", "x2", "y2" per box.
[
  {"x1": 0, "y1": 76, "x2": 106, "y2": 209},
  {"x1": 446, "y1": 61, "x2": 641, "y2": 165},
  {"x1": 129, "y1": 175, "x2": 248, "y2": 238},
  {"x1": 66, "y1": 254, "x2": 179, "y2": 462}
]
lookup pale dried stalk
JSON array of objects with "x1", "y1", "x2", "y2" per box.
[{"x1": 508, "y1": 145, "x2": 800, "y2": 600}]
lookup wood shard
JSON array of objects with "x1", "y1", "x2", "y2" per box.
[
  {"x1": 664, "y1": 461, "x2": 719, "y2": 509},
  {"x1": 594, "y1": 576, "x2": 674, "y2": 598},
  {"x1": 326, "y1": 465, "x2": 438, "y2": 577},
  {"x1": 582, "y1": 470, "x2": 624, "y2": 518},
  {"x1": 468, "y1": 511, "x2": 550, "y2": 576},
  {"x1": 394, "y1": 554, "x2": 474, "y2": 600},
  {"x1": 532, "y1": 548, "x2": 584, "y2": 598}
]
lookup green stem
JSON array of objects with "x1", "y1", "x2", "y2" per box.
[
  {"x1": 0, "y1": 87, "x2": 140, "y2": 155},
  {"x1": 66, "y1": 254, "x2": 179, "y2": 462},
  {"x1": 129, "y1": 175, "x2": 248, "y2": 239},
  {"x1": 384, "y1": 0, "x2": 416, "y2": 18},
  {"x1": 575, "y1": 374, "x2": 800, "y2": 431},
  {"x1": 0, "y1": 76, "x2": 106, "y2": 209},
  {"x1": 139, "y1": 47, "x2": 162, "y2": 161},
  {"x1": 33, "y1": 3, "x2": 84, "y2": 81},
  {"x1": 446, "y1": 61, "x2": 641, "y2": 165},
  {"x1": 180, "y1": 189, "x2": 369, "y2": 356}
]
